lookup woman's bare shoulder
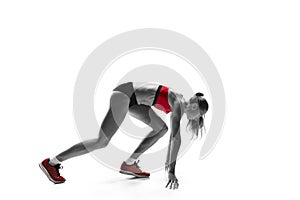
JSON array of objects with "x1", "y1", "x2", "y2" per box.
[
  {"x1": 168, "y1": 88, "x2": 183, "y2": 102},
  {"x1": 168, "y1": 88, "x2": 184, "y2": 115}
]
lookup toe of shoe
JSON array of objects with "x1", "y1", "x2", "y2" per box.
[{"x1": 138, "y1": 172, "x2": 150, "y2": 177}]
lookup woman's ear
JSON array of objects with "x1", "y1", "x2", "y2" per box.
[{"x1": 192, "y1": 103, "x2": 198, "y2": 110}]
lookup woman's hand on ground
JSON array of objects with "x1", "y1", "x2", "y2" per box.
[{"x1": 165, "y1": 173, "x2": 179, "y2": 190}]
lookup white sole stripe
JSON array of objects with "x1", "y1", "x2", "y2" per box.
[{"x1": 119, "y1": 170, "x2": 150, "y2": 178}]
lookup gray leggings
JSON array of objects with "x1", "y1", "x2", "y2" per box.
[{"x1": 56, "y1": 82, "x2": 168, "y2": 162}]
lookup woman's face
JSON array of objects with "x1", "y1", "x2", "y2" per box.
[
  {"x1": 186, "y1": 102, "x2": 201, "y2": 120},
  {"x1": 185, "y1": 97, "x2": 206, "y2": 120}
]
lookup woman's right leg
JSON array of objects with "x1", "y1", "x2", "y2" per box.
[{"x1": 55, "y1": 91, "x2": 130, "y2": 162}]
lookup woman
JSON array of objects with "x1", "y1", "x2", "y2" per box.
[{"x1": 39, "y1": 81, "x2": 209, "y2": 190}]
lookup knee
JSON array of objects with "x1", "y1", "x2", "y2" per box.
[
  {"x1": 157, "y1": 125, "x2": 168, "y2": 137},
  {"x1": 162, "y1": 124, "x2": 168, "y2": 132},
  {"x1": 94, "y1": 137, "x2": 110, "y2": 149}
]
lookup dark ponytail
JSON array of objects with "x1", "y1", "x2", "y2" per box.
[
  {"x1": 198, "y1": 115, "x2": 206, "y2": 139},
  {"x1": 197, "y1": 94, "x2": 208, "y2": 139}
]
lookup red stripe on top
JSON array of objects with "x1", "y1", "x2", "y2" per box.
[{"x1": 154, "y1": 85, "x2": 172, "y2": 114}]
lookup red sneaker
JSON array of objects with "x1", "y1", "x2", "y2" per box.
[
  {"x1": 39, "y1": 158, "x2": 66, "y2": 184},
  {"x1": 119, "y1": 160, "x2": 150, "y2": 178}
]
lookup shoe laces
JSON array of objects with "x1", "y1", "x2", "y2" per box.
[
  {"x1": 133, "y1": 160, "x2": 141, "y2": 169},
  {"x1": 54, "y1": 164, "x2": 63, "y2": 176}
]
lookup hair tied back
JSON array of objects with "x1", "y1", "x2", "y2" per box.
[{"x1": 195, "y1": 92, "x2": 204, "y2": 97}]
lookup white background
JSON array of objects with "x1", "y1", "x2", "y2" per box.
[{"x1": 1, "y1": 0, "x2": 299, "y2": 199}]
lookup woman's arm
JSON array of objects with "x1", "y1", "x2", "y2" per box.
[
  {"x1": 166, "y1": 115, "x2": 181, "y2": 173},
  {"x1": 165, "y1": 101, "x2": 182, "y2": 189}
]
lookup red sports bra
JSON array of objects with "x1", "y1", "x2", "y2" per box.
[{"x1": 152, "y1": 85, "x2": 172, "y2": 114}]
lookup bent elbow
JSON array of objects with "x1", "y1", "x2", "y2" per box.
[{"x1": 172, "y1": 134, "x2": 181, "y2": 144}]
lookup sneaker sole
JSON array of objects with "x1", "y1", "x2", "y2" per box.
[
  {"x1": 119, "y1": 169, "x2": 150, "y2": 178},
  {"x1": 39, "y1": 163, "x2": 65, "y2": 184}
]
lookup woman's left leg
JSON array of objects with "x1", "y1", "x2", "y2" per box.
[{"x1": 40, "y1": 90, "x2": 130, "y2": 183}]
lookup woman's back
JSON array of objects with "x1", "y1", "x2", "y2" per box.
[{"x1": 132, "y1": 82, "x2": 161, "y2": 106}]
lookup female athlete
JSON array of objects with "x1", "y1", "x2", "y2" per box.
[{"x1": 39, "y1": 81, "x2": 209, "y2": 190}]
